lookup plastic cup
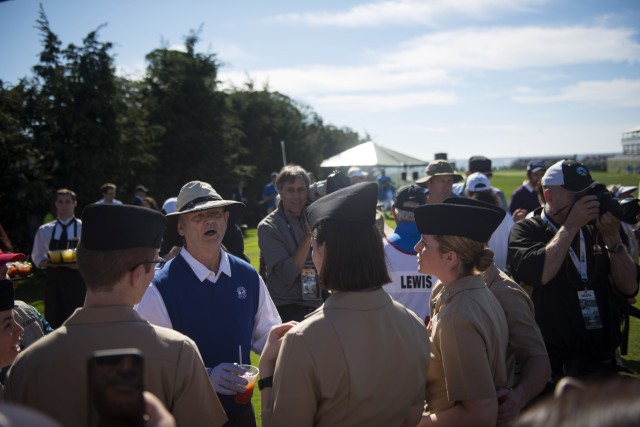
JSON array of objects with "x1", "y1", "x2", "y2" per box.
[
  {"x1": 61, "y1": 248, "x2": 76, "y2": 262},
  {"x1": 18, "y1": 263, "x2": 31, "y2": 276},
  {"x1": 234, "y1": 364, "x2": 259, "y2": 405},
  {"x1": 48, "y1": 250, "x2": 63, "y2": 264}
]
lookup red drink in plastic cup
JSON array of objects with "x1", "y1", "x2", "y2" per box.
[{"x1": 234, "y1": 365, "x2": 259, "y2": 405}]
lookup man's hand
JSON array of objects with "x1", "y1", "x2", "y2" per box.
[
  {"x1": 496, "y1": 388, "x2": 523, "y2": 427},
  {"x1": 512, "y1": 209, "x2": 527, "y2": 222},
  {"x1": 597, "y1": 212, "x2": 622, "y2": 243},
  {"x1": 564, "y1": 195, "x2": 599, "y2": 232},
  {"x1": 208, "y1": 363, "x2": 248, "y2": 395},
  {"x1": 259, "y1": 322, "x2": 298, "y2": 377},
  {"x1": 144, "y1": 391, "x2": 176, "y2": 427}
]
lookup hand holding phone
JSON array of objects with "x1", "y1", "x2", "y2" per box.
[{"x1": 88, "y1": 348, "x2": 145, "y2": 427}]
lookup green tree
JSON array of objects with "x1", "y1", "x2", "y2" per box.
[
  {"x1": 0, "y1": 6, "x2": 161, "y2": 250},
  {"x1": 228, "y1": 82, "x2": 363, "y2": 213},
  {"x1": 143, "y1": 32, "x2": 243, "y2": 199}
]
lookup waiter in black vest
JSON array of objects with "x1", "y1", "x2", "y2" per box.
[{"x1": 31, "y1": 188, "x2": 86, "y2": 328}]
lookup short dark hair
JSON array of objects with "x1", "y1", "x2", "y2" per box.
[
  {"x1": 100, "y1": 182, "x2": 117, "y2": 194},
  {"x1": 467, "y1": 189, "x2": 500, "y2": 207},
  {"x1": 56, "y1": 188, "x2": 77, "y2": 202},
  {"x1": 276, "y1": 165, "x2": 309, "y2": 191},
  {"x1": 77, "y1": 246, "x2": 155, "y2": 290},
  {"x1": 313, "y1": 220, "x2": 390, "y2": 291}
]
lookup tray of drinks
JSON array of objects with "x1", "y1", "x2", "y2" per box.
[
  {"x1": 48, "y1": 249, "x2": 78, "y2": 264},
  {"x1": 7, "y1": 262, "x2": 33, "y2": 280}
]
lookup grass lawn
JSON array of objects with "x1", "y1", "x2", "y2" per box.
[{"x1": 14, "y1": 169, "x2": 640, "y2": 425}]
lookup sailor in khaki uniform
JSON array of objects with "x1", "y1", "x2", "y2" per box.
[
  {"x1": 259, "y1": 183, "x2": 430, "y2": 427},
  {"x1": 446, "y1": 197, "x2": 551, "y2": 425},
  {"x1": 5, "y1": 204, "x2": 227, "y2": 427},
  {"x1": 414, "y1": 198, "x2": 509, "y2": 427}
]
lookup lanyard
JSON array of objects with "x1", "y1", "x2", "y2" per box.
[
  {"x1": 541, "y1": 211, "x2": 588, "y2": 282},
  {"x1": 280, "y1": 209, "x2": 300, "y2": 247}
]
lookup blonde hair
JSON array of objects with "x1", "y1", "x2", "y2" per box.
[{"x1": 434, "y1": 234, "x2": 494, "y2": 275}]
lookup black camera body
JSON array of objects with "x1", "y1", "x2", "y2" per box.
[{"x1": 587, "y1": 183, "x2": 640, "y2": 224}]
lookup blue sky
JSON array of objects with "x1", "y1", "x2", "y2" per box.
[{"x1": 1, "y1": 0, "x2": 639, "y2": 163}]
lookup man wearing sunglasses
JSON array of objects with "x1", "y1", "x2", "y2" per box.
[{"x1": 5, "y1": 204, "x2": 227, "y2": 427}]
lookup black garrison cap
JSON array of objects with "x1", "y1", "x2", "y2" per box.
[
  {"x1": 414, "y1": 197, "x2": 504, "y2": 243},
  {"x1": 0, "y1": 280, "x2": 15, "y2": 311},
  {"x1": 80, "y1": 204, "x2": 167, "y2": 251},
  {"x1": 306, "y1": 182, "x2": 378, "y2": 228},
  {"x1": 443, "y1": 196, "x2": 507, "y2": 221}
]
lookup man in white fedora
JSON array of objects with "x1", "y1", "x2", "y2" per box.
[{"x1": 136, "y1": 181, "x2": 281, "y2": 426}]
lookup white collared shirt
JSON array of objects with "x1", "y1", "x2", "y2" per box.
[
  {"x1": 31, "y1": 217, "x2": 82, "y2": 267},
  {"x1": 135, "y1": 246, "x2": 281, "y2": 353}
]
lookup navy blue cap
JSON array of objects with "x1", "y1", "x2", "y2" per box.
[
  {"x1": 414, "y1": 198, "x2": 504, "y2": 242},
  {"x1": 307, "y1": 182, "x2": 378, "y2": 228},
  {"x1": 80, "y1": 204, "x2": 167, "y2": 251}
]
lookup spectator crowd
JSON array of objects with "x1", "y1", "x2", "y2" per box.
[{"x1": 0, "y1": 155, "x2": 638, "y2": 427}]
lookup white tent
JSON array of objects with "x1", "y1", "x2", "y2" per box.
[{"x1": 320, "y1": 141, "x2": 427, "y2": 168}]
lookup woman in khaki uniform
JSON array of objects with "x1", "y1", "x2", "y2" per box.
[
  {"x1": 259, "y1": 182, "x2": 431, "y2": 427},
  {"x1": 414, "y1": 198, "x2": 509, "y2": 427}
]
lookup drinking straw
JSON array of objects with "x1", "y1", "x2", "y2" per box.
[{"x1": 239, "y1": 345, "x2": 242, "y2": 366}]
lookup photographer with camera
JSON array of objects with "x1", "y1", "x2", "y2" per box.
[{"x1": 508, "y1": 159, "x2": 639, "y2": 389}]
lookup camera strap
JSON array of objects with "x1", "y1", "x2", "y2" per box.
[{"x1": 541, "y1": 211, "x2": 588, "y2": 283}]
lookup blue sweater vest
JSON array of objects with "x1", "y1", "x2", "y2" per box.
[{"x1": 153, "y1": 253, "x2": 260, "y2": 418}]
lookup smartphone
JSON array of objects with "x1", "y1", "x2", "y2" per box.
[{"x1": 88, "y1": 348, "x2": 145, "y2": 427}]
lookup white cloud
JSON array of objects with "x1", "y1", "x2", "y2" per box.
[
  {"x1": 219, "y1": 24, "x2": 640, "y2": 113},
  {"x1": 219, "y1": 65, "x2": 453, "y2": 95},
  {"x1": 168, "y1": 43, "x2": 187, "y2": 53},
  {"x1": 513, "y1": 79, "x2": 640, "y2": 107},
  {"x1": 212, "y1": 41, "x2": 252, "y2": 66},
  {"x1": 274, "y1": 0, "x2": 547, "y2": 27},
  {"x1": 308, "y1": 91, "x2": 459, "y2": 111},
  {"x1": 116, "y1": 60, "x2": 146, "y2": 80},
  {"x1": 379, "y1": 26, "x2": 640, "y2": 71}
]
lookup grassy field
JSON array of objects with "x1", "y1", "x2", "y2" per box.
[{"x1": 13, "y1": 169, "x2": 640, "y2": 424}]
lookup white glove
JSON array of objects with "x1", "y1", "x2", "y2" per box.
[{"x1": 207, "y1": 363, "x2": 248, "y2": 395}]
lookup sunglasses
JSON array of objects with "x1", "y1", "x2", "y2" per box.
[{"x1": 129, "y1": 258, "x2": 166, "y2": 272}]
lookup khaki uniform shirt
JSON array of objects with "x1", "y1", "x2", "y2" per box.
[
  {"x1": 5, "y1": 306, "x2": 227, "y2": 427},
  {"x1": 482, "y1": 264, "x2": 547, "y2": 386},
  {"x1": 264, "y1": 289, "x2": 430, "y2": 426},
  {"x1": 426, "y1": 275, "x2": 508, "y2": 414}
]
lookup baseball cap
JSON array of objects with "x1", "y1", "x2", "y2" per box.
[
  {"x1": 270, "y1": 172, "x2": 278, "y2": 178},
  {"x1": 347, "y1": 166, "x2": 368, "y2": 178},
  {"x1": 0, "y1": 250, "x2": 26, "y2": 265},
  {"x1": 394, "y1": 185, "x2": 426, "y2": 211},
  {"x1": 541, "y1": 159, "x2": 594, "y2": 193},
  {"x1": 466, "y1": 172, "x2": 493, "y2": 192},
  {"x1": 135, "y1": 184, "x2": 148, "y2": 192},
  {"x1": 326, "y1": 170, "x2": 351, "y2": 194},
  {"x1": 527, "y1": 161, "x2": 546, "y2": 173},
  {"x1": 468, "y1": 156, "x2": 492, "y2": 174},
  {"x1": 415, "y1": 160, "x2": 463, "y2": 185}
]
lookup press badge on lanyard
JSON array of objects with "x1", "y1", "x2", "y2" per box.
[
  {"x1": 577, "y1": 289, "x2": 602, "y2": 330},
  {"x1": 301, "y1": 261, "x2": 321, "y2": 301}
]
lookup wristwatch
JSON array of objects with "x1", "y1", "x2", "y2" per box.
[
  {"x1": 258, "y1": 376, "x2": 273, "y2": 390},
  {"x1": 606, "y1": 241, "x2": 626, "y2": 254}
]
